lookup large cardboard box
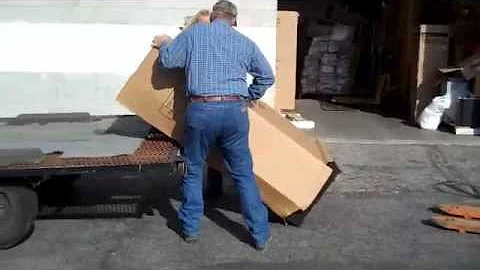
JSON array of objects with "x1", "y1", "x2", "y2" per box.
[
  {"x1": 117, "y1": 49, "x2": 333, "y2": 218},
  {"x1": 274, "y1": 11, "x2": 299, "y2": 111},
  {"x1": 415, "y1": 25, "x2": 449, "y2": 120}
]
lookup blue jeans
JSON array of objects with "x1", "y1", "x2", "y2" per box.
[{"x1": 178, "y1": 100, "x2": 270, "y2": 245}]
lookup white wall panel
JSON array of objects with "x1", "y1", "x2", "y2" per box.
[{"x1": 0, "y1": 0, "x2": 277, "y2": 117}]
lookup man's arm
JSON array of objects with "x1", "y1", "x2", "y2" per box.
[
  {"x1": 247, "y1": 44, "x2": 275, "y2": 100},
  {"x1": 155, "y1": 31, "x2": 190, "y2": 69}
]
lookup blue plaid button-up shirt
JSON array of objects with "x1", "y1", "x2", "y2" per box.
[{"x1": 159, "y1": 19, "x2": 275, "y2": 100}]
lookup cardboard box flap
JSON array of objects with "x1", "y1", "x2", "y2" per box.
[
  {"x1": 206, "y1": 152, "x2": 301, "y2": 216},
  {"x1": 248, "y1": 105, "x2": 332, "y2": 210},
  {"x1": 256, "y1": 176, "x2": 300, "y2": 217},
  {"x1": 116, "y1": 49, "x2": 333, "y2": 218},
  {"x1": 251, "y1": 103, "x2": 332, "y2": 164},
  {"x1": 116, "y1": 49, "x2": 186, "y2": 142}
]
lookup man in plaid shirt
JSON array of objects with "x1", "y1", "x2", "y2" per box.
[{"x1": 152, "y1": 0, "x2": 274, "y2": 250}]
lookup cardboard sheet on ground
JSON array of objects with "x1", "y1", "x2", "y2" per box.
[{"x1": 116, "y1": 49, "x2": 333, "y2": 218}]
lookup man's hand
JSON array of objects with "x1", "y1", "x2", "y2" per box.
[
  {"x1": 151, "y1": 34, "x2": 172, "y2": 49},
  {"x1": 248, "y1": 99, "x2": 266, "y2": 109}
]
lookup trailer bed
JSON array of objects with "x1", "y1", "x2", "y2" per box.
[{"x1": 0, "y1": 137, "x2": 181, "y2": 178}]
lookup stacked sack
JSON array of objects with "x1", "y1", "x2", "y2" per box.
[{"x1": 301, "y1": 24, "x2": 356, "y2": 96}]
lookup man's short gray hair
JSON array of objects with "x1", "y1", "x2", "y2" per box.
[{"x1": 212, "y1": 0, "x2": 238, "y2": 17}]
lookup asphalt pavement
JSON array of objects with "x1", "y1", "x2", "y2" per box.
[{"x1": 1, "y1": 141, "x2": 480, "y2": 269}]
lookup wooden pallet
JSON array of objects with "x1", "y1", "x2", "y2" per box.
[
  {"x1": 438, "y1": 204, "x2": 480, "y2": 219},
  {"x1": 430, "y1": 204, "x2": 480, "y2": 234},
  {"x1": 431, "y1": 215, "x2": 480, "y2": 234}
]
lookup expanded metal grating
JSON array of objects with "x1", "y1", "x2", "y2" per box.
[
  {"x1": 38, "y1": 203, "x2": 141, "y2": 219},
  {"x1": 0, "y1": 138, "x2": 180, "y2": 171}
]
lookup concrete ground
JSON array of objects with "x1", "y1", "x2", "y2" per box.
[
  {"x1": 1, "y1": 99, "x2": 480, "y2": 269},
  {"x1": 296, "y1": 99, "x2": 480, "y2": 146}
]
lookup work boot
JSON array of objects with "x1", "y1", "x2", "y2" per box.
[{"x1": 183, "y1": 234, "x2": 199, "y2": 244}]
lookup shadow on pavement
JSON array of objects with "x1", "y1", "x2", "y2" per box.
[{"x1": 432, "y1": 181, "x2": 480, "y2": 199}]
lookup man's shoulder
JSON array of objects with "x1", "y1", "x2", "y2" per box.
[
  {"x1": 181, "y1": 23, "x2": 210, "y2": 37},
  {"x1": 230, "y1": 28, "x2": 256, "y2": 47}
]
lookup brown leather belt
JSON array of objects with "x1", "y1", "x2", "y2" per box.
[{"x1": 189, "y1": 95, "x2": 244, "y2": 103}]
